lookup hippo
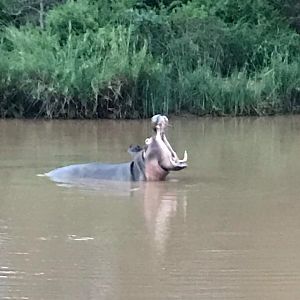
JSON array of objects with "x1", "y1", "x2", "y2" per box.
[{"x1": 46, "y1": 115, "x2": 187, "y2": 183}]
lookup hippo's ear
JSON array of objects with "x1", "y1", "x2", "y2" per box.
[{"x1": 128, "y1": 144, "x2": 143, "y2": 158}]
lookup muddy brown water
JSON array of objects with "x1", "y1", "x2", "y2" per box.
[{"x1": 1, "y1": 116, "x2": 300, "y2": 300}]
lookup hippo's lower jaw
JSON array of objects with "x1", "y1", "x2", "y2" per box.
[
  {"x1": 169, "y1": 150, "x2": 188, "y2": 170},
  {"x1": 46, "y1": 115, "x2": 187, "y2": 183}
]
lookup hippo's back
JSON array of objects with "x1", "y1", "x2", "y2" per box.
[{"x1": 46, "y1": 162, "x2": 132, "y2": 183}]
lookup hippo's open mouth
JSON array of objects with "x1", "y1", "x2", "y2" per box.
[
  {"x1": 162, "y1": 132, "x2": 188, "y2": 170},
  {"x1": 150, "y1": 114, "x2": 188, "y2": 171}
]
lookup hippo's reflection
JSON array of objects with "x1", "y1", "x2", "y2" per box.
[
  {"x1": 142, "y1": 182, "x2": 184, "y2": 254},
  {"x1": 51, "y1": 178, "x2": 185, "y2": 255}
]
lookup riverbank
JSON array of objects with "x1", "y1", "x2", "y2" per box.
[{"x1": 0, "y1": 0, "x2": 299, "y2": 119}]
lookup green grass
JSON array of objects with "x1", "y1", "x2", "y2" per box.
[{"x1": 0, "y1": 0, "x2": 299, "y2": 118}]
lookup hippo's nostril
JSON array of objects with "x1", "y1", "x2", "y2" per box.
[{"x1": 152, "y1": 114, "x2": 169, "y2": 133}]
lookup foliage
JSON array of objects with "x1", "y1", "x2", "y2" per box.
[
  {"x1": 0, "y1": 0, "x2": 62, "y2": 28},
  {"x1": 0, "y1": 0, "x2": 299, "y2": 118}
]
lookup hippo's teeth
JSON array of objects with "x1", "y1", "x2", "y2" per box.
[
  {"x1": 171, "y1": 150, "x2": 187, "y2": 166},
  {"x1": 178, "y1": 150, "x2": 188, "y2": 163}
]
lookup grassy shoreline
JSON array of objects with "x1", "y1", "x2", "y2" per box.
[{"x1": 0, "y1": 0, "x2": 299, "y2": 119}]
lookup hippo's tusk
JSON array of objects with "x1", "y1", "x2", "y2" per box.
[
  {"x1": 178, "y1": 150, "x2": 188, "y2": 163},
  {"x1": 170, "y1": 150, "x2": 188, "y2": 166}
]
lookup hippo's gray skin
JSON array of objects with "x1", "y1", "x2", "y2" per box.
[{"x1": 46, "y1": 115, "x2": 187, "y2": 183}]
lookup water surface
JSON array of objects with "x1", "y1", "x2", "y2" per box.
[{"x1": 1, "y1": 116, "x2": 300, "y2": 299}]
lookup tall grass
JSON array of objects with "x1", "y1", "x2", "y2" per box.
[
  {"x1": 0, "y1": 0, "x2": 299, "y2": 118},
  {"x1": 0, "y1": 24, "x2": 152, "y2": 118}
]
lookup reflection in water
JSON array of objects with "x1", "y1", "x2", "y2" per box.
[
  {"x1": 51, "y1": 179, "x2": 183, "y2": 256},
  {"x1": 1, "y1": 117, "x2": 300, "y2": 299},
  {"x1": 142, "y1": 182, "x2": 179, "y2": 255},
  {"x1": 53, "y1": 178, "x2": 140, "y2": 196}
]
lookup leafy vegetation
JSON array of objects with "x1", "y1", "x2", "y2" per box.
[{"x1": 0, "y1": 0, "x2": 299, "y2": 118}]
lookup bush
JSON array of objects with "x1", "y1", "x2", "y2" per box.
[
  {"x1": 0, "y1": 0, "x2": 299, "y2": 118},
  {"x1": 46, "y1": 0, "x2": 99, "y2": 43},
  {"x1": 0, "y1": 24, "x2": 153, "y2": 118}
]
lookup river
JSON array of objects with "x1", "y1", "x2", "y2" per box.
[{"x1": 1, "y1": 116, "x2": 300, "y2": 299}]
